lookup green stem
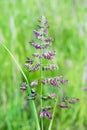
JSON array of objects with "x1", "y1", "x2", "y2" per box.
[
  {"x1": 0, "y1": 40, "x2": 40, "y2": 130},
  {"x1": 48, "y1": 93, "x2": 59, "y2": 130},
  {"x1": 40, "y1": 46, "x2": 43, "y2": 130}
]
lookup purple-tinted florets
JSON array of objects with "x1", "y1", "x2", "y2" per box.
[
  {"x1": 40, "y1": 110, "x2": 52, "y2": 119},
  {"x1": 20, "y1": 16, "x2": 79, "y2": 121}
]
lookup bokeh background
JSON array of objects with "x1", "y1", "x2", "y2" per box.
[{"x1": 0, "y1": 0, "x2": 87, "y2": 130}]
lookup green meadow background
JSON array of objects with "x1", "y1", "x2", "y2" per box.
[{"x1": 0, "y1": 0, "x2": 87, "y2": 130}]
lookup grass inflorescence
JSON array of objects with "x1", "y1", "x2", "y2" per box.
[{"x1": 20, "y1": 16, "x2": 80, "y2": 130}]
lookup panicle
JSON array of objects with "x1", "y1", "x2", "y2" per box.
[{"x1": 20, "y1": 16, "x2": 78, "y2": 120}]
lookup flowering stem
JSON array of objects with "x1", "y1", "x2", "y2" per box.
[
  {"x1": 40, "y1": 57, "x2": 43, "y2": 130},
  {"x1": 40, "y1": 41, "x2": 44, "y2": 130}
]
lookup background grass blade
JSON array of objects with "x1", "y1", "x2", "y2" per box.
[{"x1": 0, "y1": 40, "x2": 40, "y2": 130}]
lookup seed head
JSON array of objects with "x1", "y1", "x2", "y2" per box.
[{"x1": 20, "y1": 16, "x2": 77, "y2": 120}]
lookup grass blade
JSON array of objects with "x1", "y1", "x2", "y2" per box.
[{"x1": 0, "y1": 40, "x2": 40, "y2": 130}]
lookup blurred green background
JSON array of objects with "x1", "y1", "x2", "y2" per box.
[{"x1": 0, "y1": 0, "x2": 87, "y2": 130}]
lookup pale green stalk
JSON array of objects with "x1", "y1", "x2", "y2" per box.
[
  {"x1": 48, "y1": 93, "x2": 59, "y2": 130},
  {"x1": 40, "y1": 55, "x2": 43, "y2": 130},
  {"x1": 40, "y1": 35, "x2": 44, "y2": 130}
]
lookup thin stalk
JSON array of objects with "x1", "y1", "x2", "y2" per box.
[
  {"x1": 39, "y1": 24, "x2": 46, "y2": 130},
  {"x1": 40, "y1": 56, "x2": 43, "y2": 130},
  {"x1": 40, "y1": 42, "x2": 44, "y2": 130},
  {"x1": 48, "y1": 93, "x2": 59, "y2": 130},
  {"x1": 0, "y1": 40, "x2": 40, "y2": 130}
]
